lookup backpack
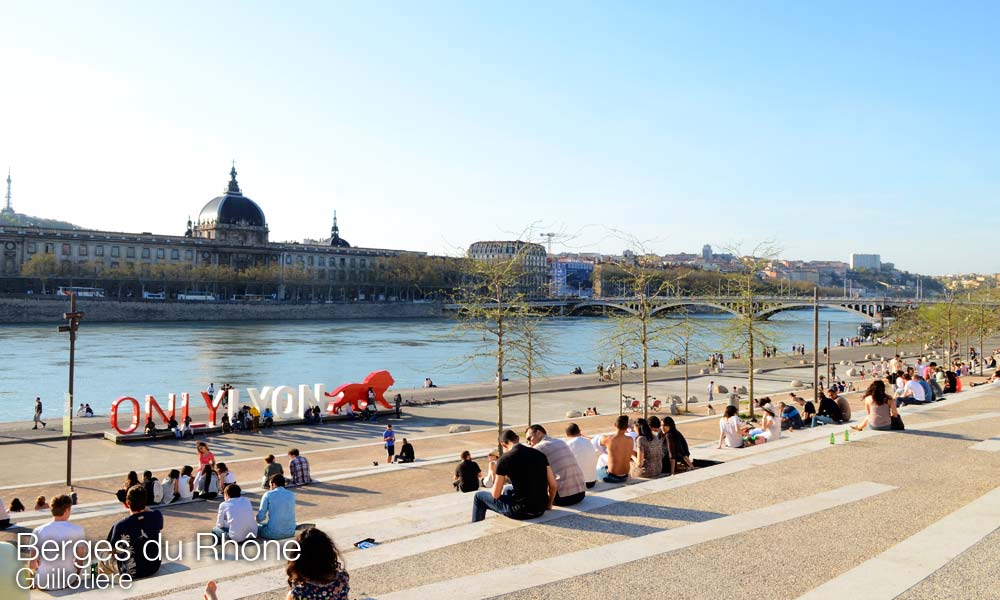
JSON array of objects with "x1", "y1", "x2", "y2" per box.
[{"x1": 151, "y1": 478, "x2": 164, "y2": 504}]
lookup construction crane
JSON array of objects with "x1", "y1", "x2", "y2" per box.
[{"x1": 540, "y1": 232, "x2": 557, "y2": 254}]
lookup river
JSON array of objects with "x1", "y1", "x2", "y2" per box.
[{"x1": 0, "y1": 309, "x2": 866, "y2": 423}]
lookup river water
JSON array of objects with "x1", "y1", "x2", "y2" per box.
[{"x1": 0, "y1": 310, "x2": 865, "y2": 423}]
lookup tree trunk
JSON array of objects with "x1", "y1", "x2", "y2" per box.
[
  {"x1": 683, "y1": 342, "x2": 689, "y2": 412},
  {"x1": 748, "y1": 330, "x2": 755, "y2": 419},
  {"x1": 641, "y1": 316, "x2": 649, "y2": 419}
]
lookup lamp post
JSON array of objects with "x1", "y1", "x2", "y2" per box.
[{"x1": 58, "y1": 293, "x2": 84, "y2": 489}]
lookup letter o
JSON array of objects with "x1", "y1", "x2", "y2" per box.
[{"x1": 110, "y1": 397, "x2": 140, "y2": 434}]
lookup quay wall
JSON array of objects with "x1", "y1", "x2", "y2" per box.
[{"x1": 0, "y1": 297, "x2": 445, "y2": 324}]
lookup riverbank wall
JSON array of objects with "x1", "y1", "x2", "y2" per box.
[{"x1": 0, "y1": 296, "x2": 445, "y2": 324}]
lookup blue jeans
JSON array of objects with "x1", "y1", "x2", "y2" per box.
[
  {"x1": 471, "y1": 490, "x2": 541, "y2": 522},
  {"x1": 597, "y1": 465, "x2": 628, "y2": 483},
  {"x1": 812, "y1": 415, "x2": 835, "y2": 427},
  {"x1": 211, "y1": 526, "x2": 228, "y2": 544}
]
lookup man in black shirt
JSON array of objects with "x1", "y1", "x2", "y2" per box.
[
  {"x1": 100, "y1": 485, "x2": 164, "y2": 579},
  {"x1": 453, "y1": 450, "x2": 481, "y2": 492},
  {"x1": 395, "y1": 438, "x2": 415, "y2": 463},
  {"x1": 813, "y1": 386, "x2": 844, "y2": 426},
  {"x1": 792, "y1": 393, "x2": 816, "y2": 424},
  {"x1": 471, "y1": 430, "x2": 557, "y2": 522}
]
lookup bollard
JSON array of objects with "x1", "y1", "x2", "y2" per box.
[
  {"x1": 844, "y1": 429, "x2": 850, "y2": 442},
  {"x1": 829, "y1": 432, "x2": 835, "y2": 445}
]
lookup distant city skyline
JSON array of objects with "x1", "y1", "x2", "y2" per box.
[{"x1": 2, "y1": 2, "x2": 997, "y2": 275}]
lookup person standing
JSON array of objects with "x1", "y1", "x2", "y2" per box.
[
  {"x1": 382, "y1": 425, "x2": 396, "y2": 463},
  {"x1": 33, "y1": 397, "x2": 46, "y2": 430},
  {"x1": 707, "y1": 381, "x2": 715, "y2": 404}
]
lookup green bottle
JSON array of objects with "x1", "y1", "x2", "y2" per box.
[
  {"x1": 829, "y1": 432, "x2": 835, "y2": 445},
  {"x1": 844, "y1": 429, "x2": 850, "y2": 442}
]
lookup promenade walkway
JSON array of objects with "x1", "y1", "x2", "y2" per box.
[{"x1": 2, "y1": 342, "x2": 996, "y2": 599}]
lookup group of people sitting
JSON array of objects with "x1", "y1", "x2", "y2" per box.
[
  {"x1": 458, "y1": 416, "x2": 696, "y2": 522},
  {"x1": 9, "y1": 474, "x2": 334, "y2": 599},
  {"x1": 74, "y1": 403, "x2": 95, "y2": 418},
  {"x1": 720, "y1": 387, "x2": 854, "y2": 448}
]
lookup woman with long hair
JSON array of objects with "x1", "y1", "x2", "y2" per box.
[
  {"x1": 661, "y1": 416, "x2": 696, "y2": 474},
  {"x1": 630, "y1": 419, "x2": 663, "y2": 478},
  {"x1": 196, "y1": 442, "x2": 216, "y2": 469},
  {"x1": 115, "y1": 471, "x2": 140, "y2": 504},
  {"x1": 285, "y1": 527, "x2": 349, "y2": 600},
  {"x1": 852, "y1": 380, "x2": 898, "y2": 432}
]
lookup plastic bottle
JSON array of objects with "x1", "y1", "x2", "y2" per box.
[
  {"x1": 829, "y1": 432, "x2": 835, "y2": 445},
  {"x1": 844, "y1": 429, "x2": 850, "y2": 442}
]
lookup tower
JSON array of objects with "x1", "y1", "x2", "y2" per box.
[
  {"x1": 329, "y1": 210, "x2": 351, "y2": 247},
  {"x1": 1, "y1": 169, "x2": 12, "y2": 214}
]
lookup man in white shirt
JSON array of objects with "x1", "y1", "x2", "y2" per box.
[
  {"x1": 899, "y1": 373, "x2": 928, "y2": 405},
  {"x1": 28, "y1": 495, "x2": 85, "y2": 590},
  {"x1": 563, "y1": 423, "x2": 600, "y2": 489},
  {"x1": 212, "y1": 484, "x2": 258, "y2": 543}
]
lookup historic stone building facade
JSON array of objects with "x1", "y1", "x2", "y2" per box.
[
  {"x1": 467, "y1": 240, "x2": 548, "y2": 296},
  {"x1": 0, "y1": 167, "x2": 421, "y2": 293}
]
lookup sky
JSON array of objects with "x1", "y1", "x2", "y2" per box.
[{"x1": 1, "y1": 1, "x2": 997, "y2": 274}]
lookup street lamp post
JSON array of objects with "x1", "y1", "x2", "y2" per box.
[{"x1": 58, "y1": 293, "x2": 84, "y2": 489}]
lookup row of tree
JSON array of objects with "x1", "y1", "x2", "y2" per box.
[
  {"x1": 882, "y1": 289, "x2": 1000, "y2": 375},
  {"x1": 455, "y1": 238, "x2": 793, "y2": 448}
]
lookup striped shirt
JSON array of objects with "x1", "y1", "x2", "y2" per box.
[{"x1": 534, "y1": 436, "x2": 586, "y2": 498}]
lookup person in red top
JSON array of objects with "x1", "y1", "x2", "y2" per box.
[{"x1": 196, "y1": 442, "x2": 216, "y2": 469}]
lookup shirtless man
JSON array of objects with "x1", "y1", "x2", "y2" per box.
[{"x1": 598, "y1": 415, "x2": 632, "y2": 483}]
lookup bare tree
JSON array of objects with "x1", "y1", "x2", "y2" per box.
[
  {"x1": 663, "y1": 308, "x2": 705, "y2": 413},
  {"x1": 452, "y1": 236, "x2": 540, "y2": 451},
  {"x1": 720, "y1": 241, "x2": 781, "y2": 419},
  {"x1": 507, "y1": 309, "x2": 551, "y2": 426},
  {"x1": 597, "y1": 236, "x2": 680, "y2": 419}
]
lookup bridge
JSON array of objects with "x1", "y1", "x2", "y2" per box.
[{"x1": 447, "y1": 296, "x2": 931, "y2": 320}]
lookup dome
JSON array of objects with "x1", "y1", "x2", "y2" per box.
[{"x1": 197, "y1": 166, "x2": 266, "y2": 227}]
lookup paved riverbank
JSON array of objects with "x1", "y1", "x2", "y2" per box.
[
  {"x1": 0, "y1": 338, "x2": 929, "y2": 442},
  {"x1": 5, "y1": 381, "x2": 997, "y2": 600}
]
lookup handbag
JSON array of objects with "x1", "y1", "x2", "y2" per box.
[{"x1": 890, "y1": 414, "x2": 905, "y2": 431}]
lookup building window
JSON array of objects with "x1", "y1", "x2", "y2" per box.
[
  {"x1": 350, "y1": 258, "x2": 357, "y2": 268},
  {"x1": 185, "y1": 250, "x2": 193, "y2": 259},
  {"x1": 111, "y1": 246, "x2": 120, "y2": 257},
  {"x1": 308, "y1": 256, "x2": 314, "y2": 266},
  {"x1": 285, "y1": 255, "x2": 292, "y2": 265},
  {"x1": 142, "y1": 248, "x2": 151, "y2": 259},
  {"x1": 79, "y1": 245, "x2": 88, "y2": 256},
  {"x1": 62, "y1": 244, "x2": 71, "y2": 256},
  {"x1": 127, "y1": 247, "x2": 136, "y2": 258},
  {"x1": 27, "y1": 242, "x2": 36, "y2": 254},
  {"x1": 171, "y1": 249, "x2": 180, "y2": 260},
  {"x1": 45, "y1": 243, "x2": 54, "y2": 254},
  {"x1": 95, "y1": 245, "x2": 104, "y2": 256},
  {"x1": 156, "y1": 248, "x2": 165, "y2": 259},
  {"x1": 360, "y1": 259, "x2": 366, "y2": 268},
  {"x1": 318, "y1": 257, "x2": 326, "y2": 267},
  {"x1": 339, "y1": 258, "x2": 346, "y2": 267}
]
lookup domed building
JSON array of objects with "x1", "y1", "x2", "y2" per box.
[
  {"x1": 0, "y1": 164, "x2": 427, "y2": 301},
  {"x1": 189, "y1": 165, "x2": 269, "y2": 246}
]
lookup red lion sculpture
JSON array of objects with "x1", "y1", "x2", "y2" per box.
[{"x1": 325, "y1": 370, "x2": 395, "y2": 413}]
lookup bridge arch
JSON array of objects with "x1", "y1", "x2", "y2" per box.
[
  {"x1": 568, "y1": 301, "x2": 639, "y2": 316},
  {"x1": 754, "y1": 302, "x2": 879, "y2": 320},
  {"x1": 649, "y1": 301, "x2": 742, "y2": 318}
]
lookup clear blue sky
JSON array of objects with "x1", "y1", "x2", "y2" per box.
[{"x1": 1, "y1": 1, "x2": 997, "y2": 274}]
